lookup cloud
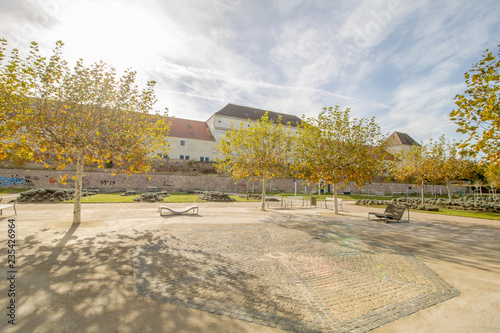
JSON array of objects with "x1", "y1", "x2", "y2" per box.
[
  {"x1": 1, "y1": 0, "x2": 499, "y2": 142},
  {"x1": 0, "y1": 0, "x2": 69, "y2": 47}
]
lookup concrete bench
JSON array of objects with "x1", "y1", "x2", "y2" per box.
[
  {"x1": 158, "y1": 205, "x2": 198, "y2": 215},
  {"x1": 0, "y1": 196, "x2": 17, "y2": 216}
]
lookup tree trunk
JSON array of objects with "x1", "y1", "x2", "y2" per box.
[
  {"x1": 333, "y1": 182, "x2": 338, "y2": 215},
  {"x1": 421, "y1": 179, "x2": 425, "y2": 208},
  {"x1": 261, "y1": 170, "x2": 266, "y2": 211},
  {"x1": 73, "y1": 147, "x2": 84, "y2": 224},
  {"x1": 447, "y1": 180, "x2": 452, "y2": 202}
]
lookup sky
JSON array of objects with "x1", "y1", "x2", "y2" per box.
[{"x1": 1, "y1": 0, "x2": 499, "y2": 144}]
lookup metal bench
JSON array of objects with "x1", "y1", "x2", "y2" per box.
[
  {"x1": 323, "y1": 197, "x2": 343, "y2": 211},
  {"x1": 368, "y1": 204, "x2": 409, "y2": 223},
  {"x1": 286, "y1": 196, "x2": 307, "y2": 208},
  {"x1": 0, "y1": 196, "x2": 17, "y2": 216},
  {"x1": 158, "y1": 205, "x2": 198, "y2": 215}
]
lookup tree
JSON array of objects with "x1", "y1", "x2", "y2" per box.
[
  {"x1": 484, "y1": 162, "x2": 500, "y2": 200},
  {"x1": 391, "y1": 144, "x2": 432, "y2": 207},
  {"x1": 426, "y1": 135, "x2": 473, "y2": 202},
  {"x1": 216, "y1": 112, "x2": 295, "y2": 211},
  {"x1": 0, "y1": 39, "x2": 171, "y2": 224},
  {"x1": 450, "y1": 45, "x2": 500, "y2": 166},
  {"x1": 293, "y1": 106, "x2": 388, "y2": 214}
]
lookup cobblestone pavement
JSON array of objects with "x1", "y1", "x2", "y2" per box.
[{"x1": 135, "y1": 225, "x2": 459, "y2": 332}]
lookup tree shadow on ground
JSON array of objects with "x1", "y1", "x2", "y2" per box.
[
  {"x1": 263, "y1": 211, "x2": 500, "y2": 273},
  {"x1": 0, "y1": 220, "x2": 275, "y2": 333},
  {"x1": 353, "y1": 219, "x2": 500, "y2": 273}
]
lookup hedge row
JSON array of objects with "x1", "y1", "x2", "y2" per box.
[{"x1": 356, "y1": 196, "x2": 500, "y2": 213}]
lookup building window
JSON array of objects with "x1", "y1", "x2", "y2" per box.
[
  {"x1": 205, "y1": 157, "x2": 209, "y2": 162},
  {"x1": 180, "y1": 140, "x2": 185, "y2": 146},
  {"x1": 200, "y1": 157, "x2": 204, "y2": 162},
  {"x1": 185, "y1": 155, "x2": 190, "y2": 160},
  {"x1": 180, "y1": 155, "x2": 184, "y2": 160}
]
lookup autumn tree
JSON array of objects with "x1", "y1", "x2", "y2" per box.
[
  {"x1": 293, "y1": 106, "x2": 388, "y2": 214},
  {"x1": 450, "y1": 45, "x2": 500, "y2": 166},
  {"x1": 484, "y1": 162, "x2": 500, "y2": 200},
  {"x1": 0, "y1": 39, "x2": 171, "y2": 224},
  {"x1": 391, "y1": 144, "x2": 433, "y2": 207},
  {"x1": 426, "y1": 135, "x2": 473, "y2": 202},
  {"x1": 216, "y1": 112, "x2": 295, "y2": 211}
]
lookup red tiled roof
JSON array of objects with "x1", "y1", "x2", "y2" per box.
[{"x1": 167, "y1": 117, "x2": 215, "y2": 141}]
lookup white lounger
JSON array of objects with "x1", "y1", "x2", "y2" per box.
[
  {"x1": 0, "y1": 196, "x2": 17, "y2": 216},
  {"x1": 158, "y1": 205, "x2": 199, "y2": 215}
]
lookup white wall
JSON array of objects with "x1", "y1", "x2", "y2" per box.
[
  {"x1": 209, "y1": 115, "x2": 300, "y2": 143},
  {"x1": 159, "y1": 137, "x2": 217, "y2": 162}
]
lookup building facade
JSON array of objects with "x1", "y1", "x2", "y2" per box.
[
  {"x1": 161, "y1": 117, "x2": 217, "y2": 162},
  {"x1": 164, "y1": 103, "x2": 420, "y2": 162}
]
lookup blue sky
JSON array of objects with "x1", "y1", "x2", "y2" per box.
[{"x1": 1, "y1": 0, "x2": 499, "y2": 143}]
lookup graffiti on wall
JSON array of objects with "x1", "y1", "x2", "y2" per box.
[
  {"x1": 0, "y1": 175, "x2": 41, "y2": 187},
  {"x1": 0, "y1": 175, "x2": 31, "y2": 187}
]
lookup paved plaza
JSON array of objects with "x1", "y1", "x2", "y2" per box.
[
  {"x1": 0, "y1": 200, "x2": 499, "y2": 332},
  {"x1": 136, "y1": 225, "x2": 459, "y2": 332}
]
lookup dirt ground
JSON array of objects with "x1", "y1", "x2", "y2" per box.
[{"x1": 0, "y1": 200, "x2": 499, "y2": 332}]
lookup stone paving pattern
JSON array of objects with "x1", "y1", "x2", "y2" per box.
[{"x1": 135, "y1": 226, "x2": 460, "y2": 332}]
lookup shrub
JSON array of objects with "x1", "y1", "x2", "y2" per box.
[
  {"x1": 198, "y1": 191, "x2": 235, "y2": 202},
  {"x1": 18, "y1": 188, "x2": 100, "y2": 203},
  {"x1": 133, "y1": 192, "x2": 167, "y2": 202}
]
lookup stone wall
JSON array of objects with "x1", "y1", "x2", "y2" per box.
[{"x1": 0, "y1": 168, "x2": 471, "y2": 196}]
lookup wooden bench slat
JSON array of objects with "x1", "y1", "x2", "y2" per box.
[{"x1": 368, "y1": 204, "x2": 409, "y2": 223}]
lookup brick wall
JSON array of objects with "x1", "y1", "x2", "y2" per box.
[{"x1": 0, "y1": 168, "x2": 470, "y2": 196}]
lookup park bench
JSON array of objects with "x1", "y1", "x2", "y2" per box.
[
  {"x1": 286, "y1": 196, "x2": 307, "y2": 208},
  {"x1": 158, "y1": 205, "x2": 198, "y2": 215},
  {"x1": 368, "y1": 204, "x2": 409, "y2": 223},
  {"x1": 323, "y1": 197, "x2": 343, "y2": 211},
  {"x1": 0, "y1": 196, "x2": 17, "y2": 216}
]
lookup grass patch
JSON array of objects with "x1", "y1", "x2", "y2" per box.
[
  {"x1": 277, "y1": 193, "x2": 392, "y2": 201},
  {"x1": 0, "y1": 188, "x2": 30, "y2": 194},
  {"x1": 77, "y1": 193, "x2": 137, "y2": 203},
  {"x1": 67, "y1": 192, "x2": 260, "y2": 203},
  {"x1": 422, "y1": 208, "x2": 500, "y2": 221}
]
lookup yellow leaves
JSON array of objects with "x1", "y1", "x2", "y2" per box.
[
  {"x1": 58, "y1": 174, "x2": 68, "y2": 185},
  {"x1": 294, "y1": 106, "x2": 387, "y2": 187},
  {"x1": 216, "y1": 111, "x2": 295, "y2": 182},
  {"x1": 1, "y1": 37, "x2": 172, "y2": 176}
]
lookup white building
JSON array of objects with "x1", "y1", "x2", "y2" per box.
[
  {"x1": 163, "y1": 103, "x2": 419, "y2": 162},
  {"x1": 160, "y1": 117, "x2": 217, "y2": 162},
  {"x1": 206, "y1": 103, "x2": 302, "y2": 143},
  {"x1": 164, "y1": 104, "x2": 302, "y2": 161},
  {"x1": 385, "y1": 131, "x2": 421, "y2": 156}
]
